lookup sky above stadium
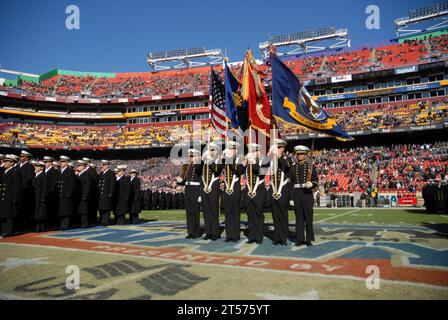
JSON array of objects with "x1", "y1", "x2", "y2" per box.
[{"x1": 0, "y1": 0, "x2": 442, "y2": 75}]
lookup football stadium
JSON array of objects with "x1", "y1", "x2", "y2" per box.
[{"x1": 1, "y1": 1, "x2": 448, "y2": 302}]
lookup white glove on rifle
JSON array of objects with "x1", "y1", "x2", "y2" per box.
[
  {"x1": 247, "y1": 153, "x2": 256, "y2": 164},
  {"x1": 176, "y1": 176, "x2": 183, "y2": 183},
  {"x1": 305, "y1": 181, "x2": 313, "y2": 189}
]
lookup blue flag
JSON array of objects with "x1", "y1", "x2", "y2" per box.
[
  {"x1": 271, "y1": 55, "x2": 353, "y2": 141},
  {"x1": 225, "y1": 63, "x2": 248, "y2": 130}
]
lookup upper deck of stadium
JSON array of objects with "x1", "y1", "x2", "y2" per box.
[{"x1": 1, "y1": 31, "x2": 447, "y2": 104}]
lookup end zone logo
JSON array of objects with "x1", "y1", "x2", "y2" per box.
[{"x1": 1, "y1": 223, "x2": 447, "y2": 288}]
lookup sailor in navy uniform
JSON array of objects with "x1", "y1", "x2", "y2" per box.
[
  {"x1": 57, "y1": 156, "x2": 77, "y2": 230},
  {"x1": 114, "y1": 165, "x2": 131, "y2": 225},
  {"x1": 268, "y1": 139, "x2": 292, "y2": 246},
  {"x1": 222, "y1": 141, "x2": 245, "y2": 242},
  {"x1": 176, "y1": 149, "x2": 202, "y2": 239},
  {"x1": 290, "y1": 145, "x2": 318, "y2": 247},
  {"x1": 0, "y1": 155, "x2": 23, "y2": 237},
  {"x1": 33, "y1": 161, "x2": 48, "y2": 232},
  {"x1": 76, "y1": 160, "x2": 93, "y2": 228},
  {"x1": 129, "y1": 169, "x2": 142, "y2": 224},
  {"x1": 18, "y1": 150, "x2": 35, "y2": 231},
  {"x1": 83, "y1": 158, "x2": 99, "y2": 225},
  {"x1": 98, "y1": 160, "x2": 116, "y2": 226},
  {"x1": 244, "y1": 143, "x2": 270, "y2": 244},
  {"x1": 200, "y1": 142, "x2": 223, "y2": 241},
  {"x1": 43, "y1": 156, "x2": 59, "y2": 229},
  {"x1": 290, "y1": 145, "x2": 319, "y2": 247}
]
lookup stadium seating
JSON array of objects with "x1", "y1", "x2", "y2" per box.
[{"x1": 2, "y1": 34, "x2": 447, "y2": 98}]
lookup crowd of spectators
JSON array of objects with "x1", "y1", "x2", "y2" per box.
[
  {"x1": 58, "y1": 142, "x2": 447, "y2": 195},
  {"x1": 2, "y1": 35, "x2": 446, "y2": 98},
  {"x1": 1, "y1": 100, "x2": 446, "y2": 148},
  {"x1": 277, "y1": 99, "x2": 448, "y2": 136}
]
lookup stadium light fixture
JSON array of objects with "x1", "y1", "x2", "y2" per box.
[
  {"x1": 259, "y1": 26, "x2": 350, "y2": 59},
  {"x1": 147, "y1": 47, "x2": 225, "y2": 71},
  {"x1": 394, "y1": 1, "x2": 448, "y2": 38}
]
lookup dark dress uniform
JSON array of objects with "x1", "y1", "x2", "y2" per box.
[
  {"x1": 429, "y1": 182, "x2": 438, "y2": 213},
  {"x1": 290, "y1": 160, "x2": 318, "y2": 245},
  {"x1": 179, "y1": 162, "x2": 202, "y2": 239},
  {"x1": 88, "y1": 166, "x2": 99, "y2": 224},
  {"x1": 19, "y1": 161, "x2": 35, "y2": 231},
  {"x1": 435, "y1": 183, "x2": 447, "y2": 214},
  {"x1": 244, "y1": 158, "x2": 270, "y2": 244},
  {"x1": 422, "y1": 183, "x2": 431, "y2": 213},
  {"x1": 201, "y1": 160, "x2": 222, "y2": 240},
  {"x1": 77, "y1": 170, "x2": 92, "y2": 228},
  {"x1": 222, "y1": 157, "x2": 245, "y2": 242},
  {"x1": 58, "y1": 166, "x2": 77, "y2": 230},
  {"x1": 160, "y1": 191, "x2": 166, "y2": 210},
  {"x1": 269, "y1": 156, "x2": 292, "y2": 245},
  {"x1": 115, "y1": 176, "x2": 131, "y2": 225},
  {"x1": 33, "y1": 171, "x2": 48, "y2": 232},
  {"x1": 145, "y1": 190, "x2": 152, "y2": 210},
  {"x1": 98, "y1": 169, "x2": 116, "y2": 226},
  {"x1": 45, "y1": 167, "x2": 60, "y2": 229},
  {"x1": 151, "y1": 191, "x2": 158, "y2": 210},
  {"x1": 129, "y1": 176, "x2": 142, "y2": 224},
  {"x1": 0, "y1": 167, "x2": 22, "y2": 236}
]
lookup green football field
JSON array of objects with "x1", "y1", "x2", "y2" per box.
[
  {"x1": 1, "y1": 207, "x2": 447, "y2": 300},
  {"x1": 139, "y1": 207, "x2": 448, "y2": 226}
]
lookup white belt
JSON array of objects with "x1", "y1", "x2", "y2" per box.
[
  {"x1": 294, "y1": 183, "x2": 306, "y2": 188},
  {"x1": 185, "y1": 181, "x2": 200, "y2": 186}
]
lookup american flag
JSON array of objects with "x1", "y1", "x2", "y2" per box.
[{"x1": 209, "y1": 68, "x2": 227, "y2": 137}]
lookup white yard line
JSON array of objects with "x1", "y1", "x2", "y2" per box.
[{"x1": 316, "y1": 208, "x2": 361, "y2": 223}]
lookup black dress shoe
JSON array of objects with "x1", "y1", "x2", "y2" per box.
[
  {"x1": 203, "y1": 235, "x2": 211, "y2": 240},
  {"x1": 306, "y1": 241, "x2": 313, "y2": 247},
  {"x1": 224, "y1": 238, "x2": 231, "y2": 242},
  {"x1": 280, "y1": 242, "x2": 288, "y2": 246},
  {"x1": 272, "y1": 241, "x2": 279, "y2": 246},
  {"x1": 294, "y1": 242, "x2": 303, "y2": 246},
  {"x1": 246, "y1": 240, "x2": 255, "y2": 244},
  {"x1": 256, "y1": 241, "x2": 262, "y2": 244},
  {"x1": 185, "y1": 235, "x2": 193, "y2": 239}
]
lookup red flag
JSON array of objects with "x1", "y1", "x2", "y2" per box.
[{"x1": 242, "y1": 50, "x2": 271, "y2": 141}]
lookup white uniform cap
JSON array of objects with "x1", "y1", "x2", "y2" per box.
[
  {"x1": 60, "y1": 155, "x2": 71, "y2": 161},
  {"x1": 293, "y1": 145, "x2": 310, "y2": 154},
  {"x1": 20, "y1": 150, "x2": 32, "y2": 158},
  {"x1": 248, "y1": 143, "x2": 261, "y2": 151}
]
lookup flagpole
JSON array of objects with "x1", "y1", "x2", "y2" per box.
[
  {"x1": 249, "y1": 125, "x2": 253, "y2": 195},
  {"x1": 307, "y1": 138, "x2": 315, "y2": 182},
  {"x1": 273, "y1": 124, "x2": 278, "y2": 196}
]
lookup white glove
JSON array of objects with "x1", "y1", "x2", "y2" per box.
[
  {"x1": 198, "y1": 196, "x2": 202, "y2": 203},
  {"x1": 268, "y1": 145, "x2": 277, "y2": 155},
  {"x1": 289, "y1": 200, "x2": 294, "y2": 206},
  {"x1": 305, "y1": 181, "x2": 313, "y2": 189},
  {"x1": 223, "y1": 149, "x2": 232, "y2": 158},
  {"x1": 247, "y1": 153, "x2": 256, "y2": 164},
  {"x1": 176, "y1": 177, "x2": 183, "y2": 183},
  {"x1": 201, "y1": 150, "x2": 209, "y2": 160}
]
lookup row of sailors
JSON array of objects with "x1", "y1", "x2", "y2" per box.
[
  {"x1": 422, "y1": 179, "x2": 448, "y2": 214},
  {"x1": 0, "y1": 151, "x2": 142, "y2": 237},
  {"x1": 177, "y1": 140, "x2": 318, "y2": 247}
]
